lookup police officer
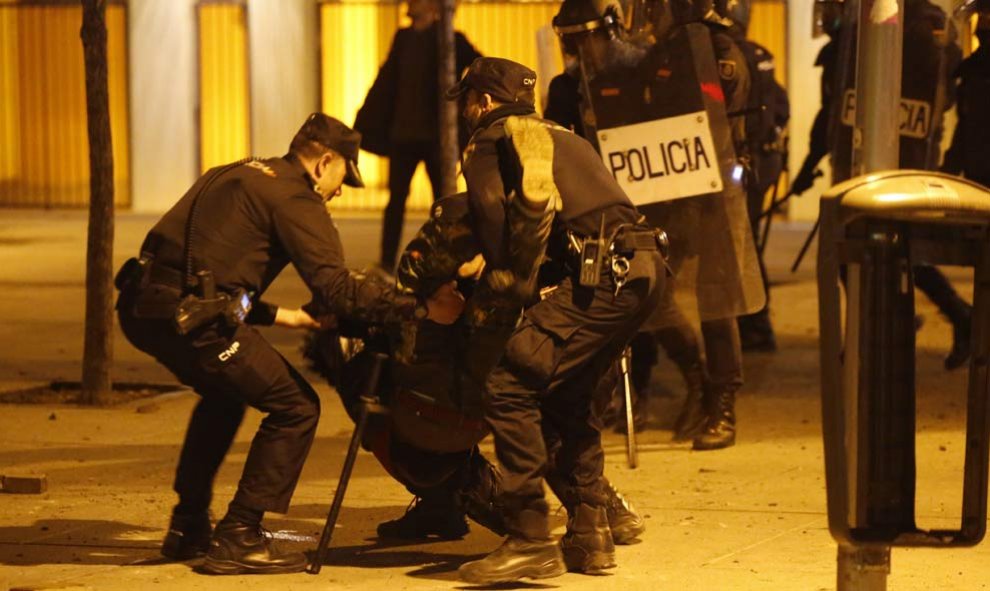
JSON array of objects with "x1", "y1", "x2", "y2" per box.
[
  {"x1": 447, "y1": 57, "x2": 667, "y2": 583},
  {"x1": 115, "y1": 113, "x2": 461, "y2": 575},
  {"x1": 795, "y1": 0, "x2": 973, "y2": 370},
  {"x1": 718, "y1": 0, "x2": 790, "y2": 352},
  {"x1": 943, "y1": 0, "x2": 990, "y2": 189}
]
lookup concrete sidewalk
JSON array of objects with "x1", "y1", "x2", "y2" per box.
[{"x1": 0, "y1": 210, "x2": 987, "y2": 591}]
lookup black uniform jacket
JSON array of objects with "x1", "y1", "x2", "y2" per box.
[
  {"x1": 462, "y1": 106, "x2": 640, "y2": 274},
  {"x1": 943, "y1": 46, "x2": 990, "y2": 185},
  {"x1": 354, "y1": 24, "x2": 482, "y2": 155},
  {"x1": 140, "y1": 155, "x2": 419, "y2": 325}
]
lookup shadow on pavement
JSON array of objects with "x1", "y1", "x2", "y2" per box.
[{"x1": 0, "y1": 518, "x2": 160, "y2": 566}]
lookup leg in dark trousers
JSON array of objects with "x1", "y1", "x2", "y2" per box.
[
  {"x1": 118, "y1": 311, "x2": 317, "y2": 573},
  {"x1": 174, "y1": 395, "x2": 246, "y2": 513},
  {"x1": 693, "y1": 317, "x2": 743, "y2": 451},
  {"x1": 382, "y1": 144, "x2": 427, "y2": 270},
  {"x1": 914, "y1": 264, "x2": 972, "y2": 370},
  {"x1": 460, "y1": 253, "x2": 664, "y2": 583}
]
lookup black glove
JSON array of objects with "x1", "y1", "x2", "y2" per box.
[{"x1": 790, "y1": 158, "x2": 821, "y2": 196}]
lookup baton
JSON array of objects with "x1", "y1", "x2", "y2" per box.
[
  {"x1": 309, "y1": 353, "x2": 387, "y2": 575},
  {"x1": 790, "y1": 217, "x2": 821, "y2": 274},
  {"x1": 619, "y1": 348, "x2": 638, "y2": 469},
  {"x1": 758, "y1": 181, "x2": 780, "y2": 256}
]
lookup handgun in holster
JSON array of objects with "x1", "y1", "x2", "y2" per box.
[{"x1": 173, "y1": 270, "x2": 252, "y2": 335}]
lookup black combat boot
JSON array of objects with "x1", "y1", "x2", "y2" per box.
[
  {"x1": 457, "y1": 456, "x2": 507, "y2": 536},
  {"x1": 671, "y1": 360, "x2": 708, "y2": 442},
  {"x1": 655, "y1": 326, "x2": 708, "y2": 441},
  {"x1": 603, "y1": 482, "x2": 645, "y2": 544},
  {"x1": 377, "y1": 495, "x2": 469, "y2": 540},
  {"x1": 458, "y1": 508, "x2": 566, "y2": 584},
  {"x1": 693, "y1": 388, "x2": 736, "y2": 451},
  {"x1": 161, "y1": 508, "x2": 212, "y2": 560},
  {"x1": 200, "y1": 520, "x2": 308, "y2": 575},
  {"x1": 737, "y1": 310, "x2": 777, "y2": 352},
  {"x1": 560, "y1": 503, "x2": 616, "y2": 573}
]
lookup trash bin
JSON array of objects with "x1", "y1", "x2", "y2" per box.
[{"x1": 817, "y1": 170, "x2": 990, "y2": 589}]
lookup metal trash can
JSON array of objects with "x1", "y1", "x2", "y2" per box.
[{"x1": 817, "y1": 170, "x2": 990, "y2": 589}]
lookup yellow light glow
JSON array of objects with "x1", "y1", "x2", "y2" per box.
[{"x1": 199, "y1": 3, "x2": 251, "y2": 173}]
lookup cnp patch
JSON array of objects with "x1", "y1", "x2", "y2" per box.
[{"x1": 718, "y1": 59, "x2": 737, "y2": 81}]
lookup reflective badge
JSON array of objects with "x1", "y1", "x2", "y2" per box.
[
  {"x1": 718, "y1": 60, "x2": 737, "y2": 80},
  {"x1": 245, "y1": 160, "x2": 276, "y2": 178},
  {"x1": 218, "y1": 341, "x2": 240, "y2": 362}
]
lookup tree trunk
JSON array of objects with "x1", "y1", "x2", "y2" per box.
[
  {"x1": 80, "y1": 0, "x2": 115, "y2": 405},
  {"x1": 437, "y1": 0, "x2": 459, "y2": 197}
]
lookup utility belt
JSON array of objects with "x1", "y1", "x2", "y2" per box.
[
  {"x1": 566, "y1": 219, "x2": 668, "y2": 295},
  {"x1": 393, "y1": 388, "x2": 488, "y2": 433},
  {"x1": 114, "y1": 254, "x2": 252, "y2": 335}
]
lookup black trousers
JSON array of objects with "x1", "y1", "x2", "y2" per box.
[
  {"x1": 483, "y1": 251, "x2": 665, "y2": 538},
  {"x1": 380, "y1": 141, "x2": 443, "y2": 270},
  {"x1": 118, "y1": 296, "x2": 320, "y2": 515},
  {"x1": 914, "y1": 264, "x2": 970, "y2": 325}
]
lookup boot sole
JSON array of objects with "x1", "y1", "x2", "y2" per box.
[
  {"x1": 692, "y1": 435, "x2": 736, "y2": 451},
  {"x1": 458, "y1": 558, "x2": 567, "y2": 584},
  {"x1": 563, "y1": 548, "x2": 617, "y2": 574},
  {"x1": 505, "y1": 116, "x2": 558, "y2": 213},
  {"x1": 611, "y1": 521, "x2": 646, "y2": 545},
  {"x1": 200, "y1": 557, "x2": 308, "y2": 576}
]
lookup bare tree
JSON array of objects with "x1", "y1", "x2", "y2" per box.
[{"x1": 80, "y1": 0, "x2": 115, "y2": 405}]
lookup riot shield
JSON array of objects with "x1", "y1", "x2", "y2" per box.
[
  {"x1": 829, "y1": 0, "x2": 962, "y2": 180},
  {"x1": 578, "y1": 22, "x2": 765, "y2": 324}
]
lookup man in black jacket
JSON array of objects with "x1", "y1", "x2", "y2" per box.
[
  {"x1": 115, "y1": 113, "x2": 461, "y2": 575},
  {"x1": 354, "y1": 0, "x2": 481, "y2": 271},
  {"x1": 448, "y1": 57, "x2": 666, "y2": 584},
  {"x1": 943, "y1": 0, "x2": 990, "y2": 189}
]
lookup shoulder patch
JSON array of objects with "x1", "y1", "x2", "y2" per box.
[
  {"x1": 244, "y1": 159, "x2": 277, "y2": 178},
  {"x1": 718, "y1": 59, "x2": 737, "y2": 80}
]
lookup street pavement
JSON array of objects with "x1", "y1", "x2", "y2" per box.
[{"x1": 0, "y1": 208, "x2": 987, "y2": 590}]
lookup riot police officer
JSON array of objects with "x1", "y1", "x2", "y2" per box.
[
  {"x1": 943, "y1": 0, "x2": 990, "y2": 188},
  {"x1": 718, "y1": 0, "x2": 790, "y2": 352},
  {"x1": 115, "y1": 113, "x2": 461, "y2": 575},
  {"x1": 795, "y1": 0, "x2": 972, "y2": 370},
  {"x1": 448, "y1": 57, "x2": 667, "y2": 583}
]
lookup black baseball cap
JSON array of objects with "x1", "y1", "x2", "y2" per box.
[
  {"x1": 445, "y1": 57, "x2": 537, "y2": 106},
  {"x1": 292, "y1": 113, "x2": 364, "y2": 188}
]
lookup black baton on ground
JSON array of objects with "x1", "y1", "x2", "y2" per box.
[
  {"x1": 309, "y1": 352, "x2": 387, "y2": 575},
  {"x1": 791, "y1": 217, "x2": 821, "y2": 274}
]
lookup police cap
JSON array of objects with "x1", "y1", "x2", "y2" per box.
[
  {"x1": 292, "y1": 113, "x2": 365, "y2": 188},
  {"x1": 444, "y1": 57, "x2": 537, "y2": 106}
]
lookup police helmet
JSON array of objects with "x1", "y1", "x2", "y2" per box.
[
  {"x1": 813, "y1": 0, "x2": 845, "y2": 38},
  {"x1": 715, "y1": 0, "x2": 751, "y2": 33},
  {"x1": 553, "y1": 0, "x2": 624, "y2": 37}
]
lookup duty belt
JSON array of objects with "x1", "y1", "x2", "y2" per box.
[{"x1": 611, "y1": 227, "x2": 668, "y2": 256}]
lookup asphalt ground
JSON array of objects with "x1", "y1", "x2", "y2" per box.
[{"x1": 0, "y1": 208, "x2": 987, "y2": 591}]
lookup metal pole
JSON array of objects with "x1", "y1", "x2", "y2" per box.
[
  {"x1": 837, "y1": 544, "x2": 891, "y2": 591},
  {"x1": 852, "y1": 0, "x2": 904, "y2": 175},
  {"x1": 437, "y1": 0, "x2": 459, "y2": 197},
  {"x1": 837, "y1": 2, "x2": 903, "y2": 586}
]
